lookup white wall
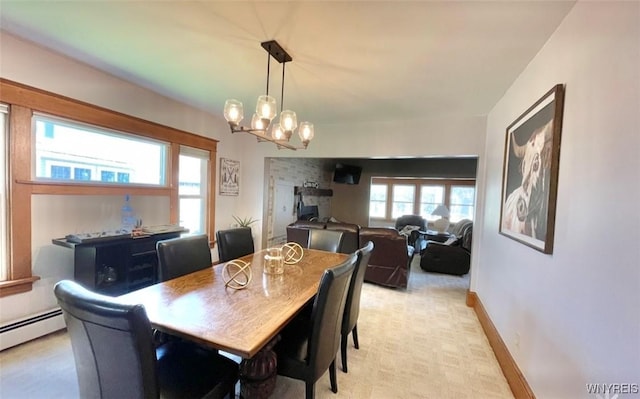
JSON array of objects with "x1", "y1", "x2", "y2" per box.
[
  {"x1": 306, "y1": 115, "x2": 487, "y2": 158},
  {"x1": 471, "y1": 2, "x2": 640, "y2": 397}
]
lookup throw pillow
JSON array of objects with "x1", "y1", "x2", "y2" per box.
[{"x1": 399, "y1": 225, "x2": 421, "y2": 237}]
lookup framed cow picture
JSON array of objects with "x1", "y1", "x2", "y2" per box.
[{"x1": 499, "y1": 84, "x2": 565, "y2": 254}]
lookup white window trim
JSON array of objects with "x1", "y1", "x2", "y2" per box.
[
  {"x1": 179, "y1": 145, "x2": 210, "y2": 236},
  {"x1": 1, "y1": 104, "x2": 9, "y2": 281}
]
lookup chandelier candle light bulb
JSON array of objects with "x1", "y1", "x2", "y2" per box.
[
  {"x1": 272, "y1": 123, "x2": 285, "y2": 140},
  {"x1": 280, "y1": 110, "x2": 297, "y2": 136},
  {"x1": 298, "y1": 122, "x2": 314, "y2": 145},
  {"x1": 256, "y1": 95, "x2": 276, "y2": 123},
  {"x1": 223, "y1": 100, "x2": 243, "y2": 126},
  {"x1": 251, "y1": 113, "x2": 266, "y2": 130}
]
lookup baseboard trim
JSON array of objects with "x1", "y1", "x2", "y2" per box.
[
  {"x1": 466, "y1": 290, "x2": 535, "y2": 399},
  {"x1": 0, "y1": 308, "x2": 65, "y2": 351}
]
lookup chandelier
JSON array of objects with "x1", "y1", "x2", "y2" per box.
[{"x1": 223, "y1": 40, "x2": 314, "y2": 150}]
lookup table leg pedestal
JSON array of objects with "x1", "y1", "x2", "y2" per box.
[{"x1": 239, "y1": 336, "x2": 280, "y2": 399}]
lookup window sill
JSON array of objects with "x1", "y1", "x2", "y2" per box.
[{"x1": 0, "y1": 276, "x2": 41, "y2": 297}]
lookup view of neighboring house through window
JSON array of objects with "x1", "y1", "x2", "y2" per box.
[
  {"x1": 1, "y1": 104, "x2": 8, "y2": 281},
  {"x1": 31, "y1": 113, "x2": 213, "y2": 237},
  {"x1": 369, "y1": 177, "x2": 475, "y2": 224},
  {"x1": 33, "y1": 114, "x2": 167, "y2": 185},
  {"x1": 179, "y1": 146, "x2": 209, "y2": 235}
]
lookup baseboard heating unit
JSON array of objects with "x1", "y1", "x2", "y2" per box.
[{"x1": 0, "y1": 308, "x2": 65, "y2": 351}]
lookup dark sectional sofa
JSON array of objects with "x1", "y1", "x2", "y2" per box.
[{"x1": 286, "y1": 220, "x2": 415, "y2": 289}]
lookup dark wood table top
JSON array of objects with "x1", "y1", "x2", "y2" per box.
[{"x1": 118, "y1": 248, "x2": 348, "y2": 358}]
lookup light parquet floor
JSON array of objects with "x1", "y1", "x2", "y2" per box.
[{"x1": 0, "y1": 256, "x2": 514, "y2": 399}]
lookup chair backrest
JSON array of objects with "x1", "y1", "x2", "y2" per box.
[
  {"x1": 459, "y1": 223, "x2": 473, "y2": 252},
  {"x1": 342, "y1": 241, "x2": 374, "y2": 336},
  {"x1": 307, "y1": 253, "x2": 357, "y2": 381},
  {"x1": 449, "y1": 219, "x2": 472, "y2": 237},
  {"x1": 325, "y1": 222, "x2": 360, "y2": 254},
  {"x1": 308, "y1": 229, "x2": 344, "y2": 253},
  {"x1": 286, "y1": 220, "x2": 327, "y2": 249},
  {"x1": 216, "y1": 227, "x2": 255, "y2": 262},
  {"x1": 358, "y1": 227, "x2": 410, "y2": 266},
  {"x1": 156, "y1": 234, "x2": 212, "y2": 281},
  {"x1": 54, "y1": 280, "x2": 159, "y2": 399},
  {"x1": 358, "y1": 227, "x2": 412, "y2": 289}
]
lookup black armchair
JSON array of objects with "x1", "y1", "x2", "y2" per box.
[
  {"x1": 395, "y1": 214, "x2": 427, "y2": 249},
  {"x1": 420, "y1": 220, "x2": 472, "y2": 276}
]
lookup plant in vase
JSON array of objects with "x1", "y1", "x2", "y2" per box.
[{"x1": 233, "y1": 216, "x2": 259, "y2": 228}]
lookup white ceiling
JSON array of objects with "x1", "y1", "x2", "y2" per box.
[{"x1": 0, "y1": 1, "x2": 575, "y2": 127}]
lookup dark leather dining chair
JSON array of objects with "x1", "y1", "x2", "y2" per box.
[
  {"x1": 216, "y1": 227, "x2": 255, "y2": 262},
  {"x1": 54, "y1": 280, "x2": 239, "y2": 399},
  {"x1": 308, "y1": 229, "x2": 344, "y2": 253},
  {"x1": 340, "y1": 240, "x2": 374, "y2": 373},
  {"x1": 156, "y1": 234, "x2": 212, "y2": 281},
  {"x1": 275, "y1": 253, "x2": 357, "y2": 399}
]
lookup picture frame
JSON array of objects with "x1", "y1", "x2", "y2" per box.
[
  {"x1": 499, "y1": 84, "x2": 565, "y2": 254},
  {"x1": 220, "y1": 158, "x2": 240, "y2": 196}
]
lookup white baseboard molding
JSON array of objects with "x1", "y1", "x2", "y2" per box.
[
  {"x1": 467, "y1": 291, "x2": 536, "y2": 399},
  {"x1": 0, "y1": 308, "x2": 65, "y2": 351}
]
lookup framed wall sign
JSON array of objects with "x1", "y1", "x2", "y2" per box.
[
  {"x1": 220, "y1": 158, "x2": 240, "y2": 196},
  {"x1": 499, "y1": 84, "x2": 565, "y2": 254}
]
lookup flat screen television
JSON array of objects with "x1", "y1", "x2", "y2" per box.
[{"x1": 333, "y1": 163, "x2": 362, "y2": 185}]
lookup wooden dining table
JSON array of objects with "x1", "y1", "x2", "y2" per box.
[
  {"x1": 118, "y1": 249, "x2": 349, "y2": 399},
  {"x1": 118, "y1": 247, "x2": 349, "y2": 398}
]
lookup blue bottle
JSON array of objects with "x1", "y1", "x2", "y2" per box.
[{"x1": 121, "y1": 194, "x2": 136, "y2": 232}]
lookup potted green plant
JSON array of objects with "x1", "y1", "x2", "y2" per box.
[{"x1": 233, "y1": 216, "x2": 259, "y2": 228}]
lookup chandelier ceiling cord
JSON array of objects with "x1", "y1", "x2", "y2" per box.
[{"x1": 223, "y1": 40, "x2": 314, "y2": 150}]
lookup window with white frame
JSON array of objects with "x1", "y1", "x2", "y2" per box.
[
  {"x1": 33, "y1": 114, "x2": 168, "y2": 186},
  {"x1": 450, "y1": 185, "x2": 475, "y2": 221},
  {"x1": 368, "y1": 184, "x2": 387, "y2": 218},
  {"x1": 419, "y1": 184, "x2": 445, "y2": 221},
  {"x1": 391, "y1": 184, "x2": 415, "y2": 219},
  {"x1": 178, "y1": 146, "x2": 209, "y2": 236},
  {"x1": 1, "y1": 104, "x2": 8, "y2": 281},
  {"x1": 369, "y1": 177, "x2": 475, "y2": 223}
]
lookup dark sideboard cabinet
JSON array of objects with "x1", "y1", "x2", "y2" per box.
[{"x1": 52, "y1": 231, "x2": 182, "y2": 296}]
